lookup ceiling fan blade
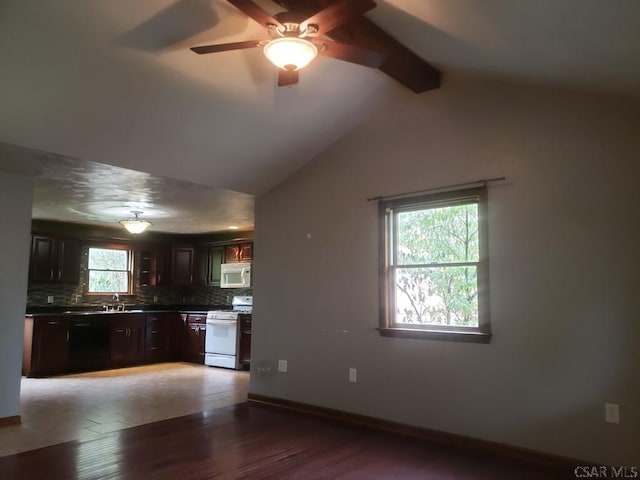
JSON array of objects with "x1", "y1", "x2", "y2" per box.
[
  {"x1": 301, "y1": 0, "x2": 376, "y2": 36},
  {"x1": 278, "y1": 69, "x2": 299, "y2": 87},
  {"x1": 227, "y1": 0, "x2": 283, "y2": 30},
  {"x1": 315, "y1": 39, "x2": 384, "y2": 68},
  {"x1": 272, "y1": 0, "x2": 440, "y2": 93},
  {"x1": 190, "y1": 40, "x2": 265, "y2": 54}
]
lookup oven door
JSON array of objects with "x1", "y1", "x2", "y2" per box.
[{"x1": 205, "y1": 320, "x2": 238, "y2": 369}]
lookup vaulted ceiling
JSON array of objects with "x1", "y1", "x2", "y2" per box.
[{"x1": 0, "y1": 0, "x2": 639, "y2": 233}]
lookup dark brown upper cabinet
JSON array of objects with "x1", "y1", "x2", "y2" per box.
[
  {"x1": 172, "y1": 246, "x2": 195, "y2": 286},
  {"x1": 224, "y1": 243, "x2": 253, "y2": 263},
  {"x1": 206, "y1": 246, "x2": 224, "y2": 286},
  {"x1": 139, "y1": 246, "x2": 172, "y2": 287},
  {"x1": 171, "y1": 245, "x2": 209, "y2": 287},
  {"x1": 30, "y1": 235, "x2": 80, "y2": 284}
]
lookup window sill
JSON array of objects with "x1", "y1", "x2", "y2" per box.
[{"x1": 378, "y1": 328, "x2": 492, "y2": 344}]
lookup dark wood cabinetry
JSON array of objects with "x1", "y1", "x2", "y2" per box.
[
  {"x1": 224, "y1": 243, "x2": 253, "y2": 263},
  {"x1": 139, "y1": 251, "x2": 157, "y2": 287},
  {"x1": 172, "y1": 246, "x2": 209, "y2": 286},
  {"x1": 156, "y1": 247, "x2": 172, "y2": 286},
  {"x1": 144, "y1": 313, "x2": 172, "y2": 362},
  {"x1": 23, "y1": 317, "x2": 69, "y2": 377},
  {"x1": 139, "y1": 247, "x2": 172, "y2": 287},
  {"x1": 172, "y1": 246, "x2": 195, "y2": 286},
  {"x1": 27, "y1": 221, "x2": 252, "y2": 291},
  {"x1": 206, "y1": 246, "x2": 224, "y2": 286},
  {"x1": 110, "y1": 314, "x2": 145, "y2": 367},
  {"x1": 170, "y1": 314, "x2": 188, "y2": 360},
  {"x1": 171, "y1": 244, "x2": 232, "y2": 287},
  {"x1": 23, "y1": 310, "x2": 211, "y2": 376},
  {"x1": 29, "y1": 235, "x2": 80, "y2": 284},
  {"x1": 238, "y1": 314, "x2": 252, "y2": 369}
]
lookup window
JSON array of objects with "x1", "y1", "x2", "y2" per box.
[
  {"x1": 379, "y1": 187, "x2": 490, "y2": 343},
  {"x1": 87, "y1": 246, "x2": 133, "y2": 294}
]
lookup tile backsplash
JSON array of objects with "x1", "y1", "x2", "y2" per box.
[{"x1": 26, "y1": 283, "x2": 252, "y2": 308}]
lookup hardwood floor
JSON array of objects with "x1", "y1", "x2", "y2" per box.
[
  {"x1": 0, "y1": 362, "x2": 249, "y2": 456},
  {"x1": 0, "y1": 402, "x2": 573, "y2": 479}
]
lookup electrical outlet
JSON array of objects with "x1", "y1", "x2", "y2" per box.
[
  {"x1": 605, "y1": 403, "x2": 620, "y2": 424},
  {"x1": 47, "y1": 295, "x2": 54, "y2": 304},
  {"x1": 75, "y1": 295, "x2": 81, "y2": 303},
  {"x1": 153, "y1": 295, "x2": 158, "y2": 303},
  {"x1": 349, "y1": 368, "x2": 357, "y2": 383},
  {"x1": 278, "y1": 360, "x2": 288, "y2": 373}
]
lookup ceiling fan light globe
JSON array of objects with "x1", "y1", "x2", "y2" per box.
[{"x1": 263, "y1": 37, "x2": 317, "y2": 70}]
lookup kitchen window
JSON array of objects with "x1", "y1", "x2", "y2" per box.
[
  {"x1": 379, "y1": 187, "x2": 491, "y2": 343},
  {"x1": 86, "y1": 246, "x2": 133, "y2": 294}
]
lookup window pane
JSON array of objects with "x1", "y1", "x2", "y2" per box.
[
  {"x1": 88, "y1": 271, "x2": 128, "y2": 293},
  {"x1": 88, "y1": 248, "x2": 128, "y2": 270},
  {"x1": 397, "y1": 203, "x2": 479, "y2": 265},
  {"x1": 394, "y1": 266, "x2": 478, "y2": 327}
]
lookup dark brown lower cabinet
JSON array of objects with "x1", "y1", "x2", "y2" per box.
[
  {"x1": 23, "y1": 311, "x2": 209, "y2": 376},
  {"x1": 170, "y1": 314, "x2": 188, "y2": 360},
  {"x1": 144, "y1": 313, "x2": 172, "y2": 362},
  {"x1": 110, "y1": 314, "x2": 145, "y2": 367},
  {"x1": 23, "y1": 317, "x2": 69, "y2": 377},
  {"x1": 238, "y1": 314, "x2": 252, "y2": 370}
]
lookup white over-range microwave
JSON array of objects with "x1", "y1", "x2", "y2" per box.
[{"x1": 220, "y1": 262, "x2": 252, "y2": 288}]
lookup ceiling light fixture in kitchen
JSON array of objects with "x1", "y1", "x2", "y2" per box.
[{"x1": 119, "y1": 211, "x2": 151, "y2": 234}]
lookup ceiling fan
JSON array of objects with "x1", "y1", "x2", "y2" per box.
[{"x1": 190, "y1": 0, "x2": 387, "y2": 87}]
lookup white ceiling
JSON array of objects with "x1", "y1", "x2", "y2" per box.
[{"x1": 0, "y1": 0, "x2": 639, "y2": 232}]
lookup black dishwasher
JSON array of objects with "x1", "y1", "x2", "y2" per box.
[{"x1": 68, "y1": 317, "x2": 110, "y2": 372}]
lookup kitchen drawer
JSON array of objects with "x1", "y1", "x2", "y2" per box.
[
  {"x1": 187, "y1": 314, "x2": 207, "y2": 325},
  {"x1": 239, "y1": 314, "x2": 252, "y2": 331}
]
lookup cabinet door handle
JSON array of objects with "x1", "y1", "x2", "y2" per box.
[
  {"x1": 50, "y1": 269, "x2": 54, "y2": 280},
  {"x1": 48, "y1": 321, "x2": 60, "y2": 325},
  {"x1": 58, "y1": 269, "x2": 62, "y2": 281}
]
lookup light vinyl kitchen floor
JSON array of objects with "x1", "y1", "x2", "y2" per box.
[{"x1": 0, "y1": 362, "x2": 249, "y2": 457}]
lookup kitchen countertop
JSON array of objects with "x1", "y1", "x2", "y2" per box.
[{"x1": 26, "y1": 305, "x2": 232, "y2": 317}]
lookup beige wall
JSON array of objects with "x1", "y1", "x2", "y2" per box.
[
  {"x1": 0, "y1": 171, "x2": 33, "y2": 419},
  {"x1": 251, "y1": 75, "x2": 640, "y2": 465}
]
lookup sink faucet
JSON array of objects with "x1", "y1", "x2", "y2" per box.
[{"x1": 106, "y1": 293, "x2": 125, "y2": 312}]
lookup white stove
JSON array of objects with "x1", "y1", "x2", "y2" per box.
[{"x1": 205, "y1": 296, "x2": 252, "y2": 369}]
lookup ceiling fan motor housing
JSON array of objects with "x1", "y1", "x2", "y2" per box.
[{"x1": 191, "y1": 0, "x2": 440, "y2": 90}]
